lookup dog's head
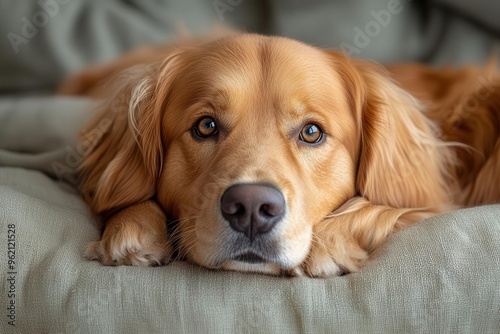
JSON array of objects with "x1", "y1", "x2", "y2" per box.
[{"x1": 80, "y1": 34, "x2": 450, "y2": 274}]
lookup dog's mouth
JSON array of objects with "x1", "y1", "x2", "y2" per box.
[
  {"x1": 211, "y1": 241, "x2": 308, "y2": 274},
  {"x1": 232, "y1": 252, "x2": 266, "y2": 264}
]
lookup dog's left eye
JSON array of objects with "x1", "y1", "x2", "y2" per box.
[
  {"x1": 193, "y1": 117, "x2": 218, "y2": 138},
  {"x1": 299, "y1": 123, "x2": 324, "y2": 144}
]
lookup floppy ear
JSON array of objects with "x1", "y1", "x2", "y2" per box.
[
  {"x1": 356, "y1": 62, "x2": 455, "y2": 208},
  {"x1": 78, "y1": 55, "x2": 180, "y2": 217},
  {"x1": 333, "y1": 55, "x2": 454, "y2": 209}
]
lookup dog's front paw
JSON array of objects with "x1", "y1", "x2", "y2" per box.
[
  {"x1": 299, "y1": 240, "x2": 369, "y2": 278},
  {"x1": 85, "y1": 236, "x2": 171, "y2": 267},
  {"x1": 300, "y1": 250, "x2": 346, "y2": 278},
  {"x1": 85, "y1": 202, "x2": 172, "y2": 266}
]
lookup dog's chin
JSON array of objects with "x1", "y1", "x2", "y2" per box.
[
  {"x1": 215, "y1": 252, "x2": 304, "y2": 276},
  {"x1": 221, "y1": 260, "x2": 284, "y2": 275}
]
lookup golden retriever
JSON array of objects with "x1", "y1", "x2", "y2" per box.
[{"x1": 60, "y1": 34, "x2": 500, "y2": 277}]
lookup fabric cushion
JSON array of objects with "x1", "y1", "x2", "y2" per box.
[{"x1": 1, "y1": 166, "x2": 499, "y2": 333}]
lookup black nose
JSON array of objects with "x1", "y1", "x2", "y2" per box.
[{"x1": 220, "y1": 184, "x2": 286, "y2": 240}]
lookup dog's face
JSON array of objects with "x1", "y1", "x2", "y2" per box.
[
  {"x1": 81, "y1": 34, "x2": 454, "y2": 275},
  {"x1": 156, "y1": 36, "x2": 357, "y2": 274}
]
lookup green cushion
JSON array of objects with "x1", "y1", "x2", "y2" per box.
[{"x1": 1, "y1": 167, "x2": 499, "y2": 333}]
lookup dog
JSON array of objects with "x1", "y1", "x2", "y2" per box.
[{"x1": 60, "y1": 34, "x2": 500, "y2": 277}]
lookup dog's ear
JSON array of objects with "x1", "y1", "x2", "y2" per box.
[
  {"x1": 78, "y1": 54, "x2": 181, "y2": 217},
  {"x1": 331, "y1": 53, "x2": 454, "y2": 209}
]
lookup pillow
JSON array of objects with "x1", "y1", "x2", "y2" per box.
[{"x1": 1, "y1": 166, "x2": 499, "y2": 333}]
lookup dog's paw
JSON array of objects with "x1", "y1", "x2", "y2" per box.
[
  {"x1": 85, "y1": 225, "x2": 172, "y2": 267},
  {"x1": 300, "y1": 251, "x2": 346, "y2": 278}
]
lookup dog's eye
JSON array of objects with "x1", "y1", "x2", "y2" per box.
[
  {"x1": 193, "y1": 117, "x2": 218, "y2": 138},
  {"x1": 299, "y1": 123, "x2": 323, "y2": 144}
]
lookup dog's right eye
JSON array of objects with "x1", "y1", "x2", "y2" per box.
[
  {"x1": 193, "y1": 117, "x2": 218, "y2": 138},
  {"x1": 299, "y1": 123, "x2": 324, "y2": 144}
]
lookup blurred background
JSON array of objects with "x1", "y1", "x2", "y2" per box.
[{"x1": 0, "y1": 0, "x2": 499, "y2": 94}]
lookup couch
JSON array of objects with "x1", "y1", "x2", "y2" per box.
[{"x1": 1, "y1": 1, "x2": 499, "y2": 333}]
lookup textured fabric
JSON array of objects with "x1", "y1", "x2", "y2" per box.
[
  {"x1": 0, "y1": 96, "x2": 97, "y2": 184},
  {"x1": 0, "y1": 167, "x2": 499, "y2": 333},
  {"x1": 1, "y1": 0, "x2": 499, "y2": 92},
  {"x1": 0, "y1": 0, "x2": 263, "y2": 92}
]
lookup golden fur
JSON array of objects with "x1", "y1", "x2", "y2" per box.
[{"x1": 60, "y1": 34, "x2": 500, "y2": 277}]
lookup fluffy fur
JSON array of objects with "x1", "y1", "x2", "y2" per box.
[{"x1": 60, "y1": 34, "x2": 500, "y2": 277}]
